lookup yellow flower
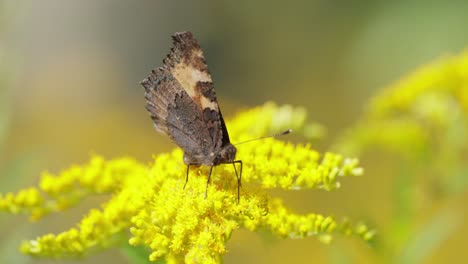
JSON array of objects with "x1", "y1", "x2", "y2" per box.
[
  {"x1": 335, "y1": 50, "x2": 468, "y2": 159},
  {"x1": 1, "y1": 102, "x2": 373, "y2": 263},
  {"x1": 369, "y1": 50, "x2": 468, "y2": 117}
]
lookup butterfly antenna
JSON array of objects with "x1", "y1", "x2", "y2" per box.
[{"x1": 234, "y1": 129, "x2": 292, "y2": 146}]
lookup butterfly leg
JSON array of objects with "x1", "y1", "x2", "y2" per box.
[
  {"x1": 184, "y1": 164, "x2": 190, "y2": 189},
  {"x1": 205, "y1": 165, "x2": 214, "y2": 199},
  {"x1": 232, "y1": 160, "x2": 243, "y2": 203}
]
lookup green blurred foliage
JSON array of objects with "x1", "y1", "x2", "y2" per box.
[{"x1": 1, "y1": 0, "x2": 468, "y2": 263}]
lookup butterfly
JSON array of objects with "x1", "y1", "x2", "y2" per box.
[{"x1": 140, "y1": 31, "x2": 242, "y2": 201}]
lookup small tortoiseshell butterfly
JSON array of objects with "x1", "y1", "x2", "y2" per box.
[{"x1": 140, "y1": 31, "x2": 242, "y2": 201}]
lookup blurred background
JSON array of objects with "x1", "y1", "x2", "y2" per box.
[{"x1": 1, "y1": 0, "x2": 468, "y2": 263}]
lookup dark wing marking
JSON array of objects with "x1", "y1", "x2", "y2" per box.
[{"x1": 141, "y1": 67, "x2": 180, "y2": 134}]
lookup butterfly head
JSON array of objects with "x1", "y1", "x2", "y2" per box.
[{"x1": 212, "y1": 144, "x2": 237, "y2": 165}]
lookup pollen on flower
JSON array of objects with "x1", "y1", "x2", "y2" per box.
[{"x1": 0, "y1": 102, "x2": 373, "y2": 262}]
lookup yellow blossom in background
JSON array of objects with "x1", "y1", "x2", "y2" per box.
[
  {"x1": 369, "y1": 50, "x2": 468, "y2": 117},
  {"x1": 336, "y1": 50, "x2": 468, "y2": 159},
  {"x1": 229, "y1": 102, "x2": 327, "y2": 141},
  {"x1": 0, "y1": 102, "x2": 373, "y2": 263},
  {"x1": 333, "y1": 49, "x2": 468, "y2": 263}
]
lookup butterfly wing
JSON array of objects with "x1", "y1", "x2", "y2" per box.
[{"x1": 141, "y1": 31, "x2": 231, "y2": 165}]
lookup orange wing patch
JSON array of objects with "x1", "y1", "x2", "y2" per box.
[
  {"x1": 172, "y1": 61, "x2": 218, "y2": 111},
  {"x1": 166, "y1": 32, "x2": 219, "y2": 111}
]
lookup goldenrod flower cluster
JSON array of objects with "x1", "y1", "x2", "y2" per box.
[
  {"x1": 329, "y1": 49, "x2": 468, "y2": 264},
  {"x1": 0, "y1": 103, "x2": 373, "y2": 263},
  {"x1": 369, "y1": 51, "x2": 468, "y2": 117},
  {"x1": 336, "y1": 50, "x2": 468, "y2": 159}
]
